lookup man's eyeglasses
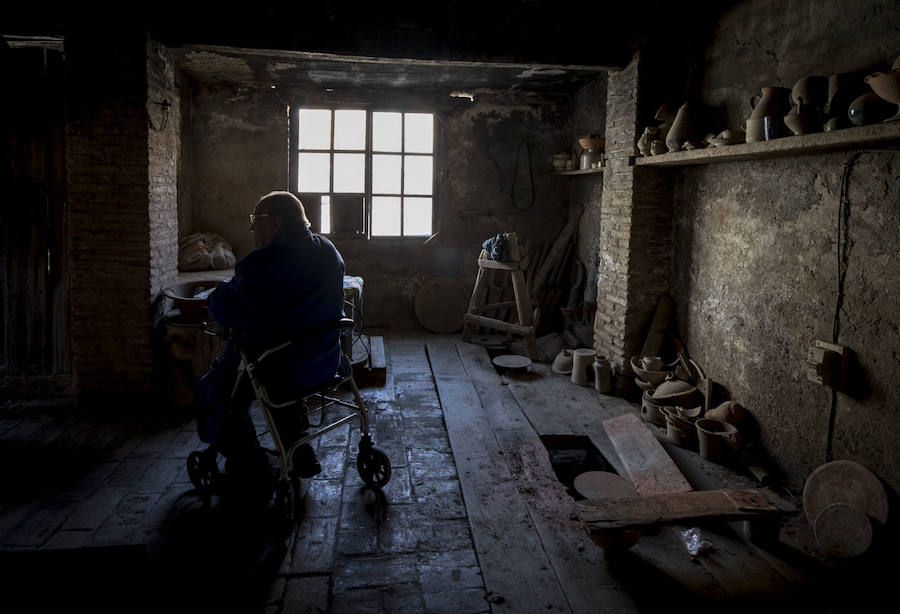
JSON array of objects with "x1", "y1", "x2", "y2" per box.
[{"x1": 249, "y1": 213, "x2": 271, "y2": 225}]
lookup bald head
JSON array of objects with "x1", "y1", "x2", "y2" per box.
[
  {"x1": 251, "y1": 191, "x2": 311, "y2": 248},
  {"x1": 254, "y1": 191, "x2": 310, "y2": 227}
]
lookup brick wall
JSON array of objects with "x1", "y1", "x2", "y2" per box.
[
  {"x1": 147, "y1": 39, "x2": 179, "y2": 304},
  {"x1": 593, "y1": 53, "x2": 674, "y2": 392},
  {"x1": 66, "y1": 32, "x2": 178, "y2": 403}
]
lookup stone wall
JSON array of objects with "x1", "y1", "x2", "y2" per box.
[{"x1": 672, "y1": 0, "x2": 900, "y2": 491}]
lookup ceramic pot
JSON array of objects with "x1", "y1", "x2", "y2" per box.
[
  {"x1": 696, "y1": 418, "x2": 740, "y2": 463},
  {"x1": 791, "y1": 75, "x2": 828, "y2": 112},
  {"x1": 650, "y1": 139, "x2": 668, "y2": 155},
  {"x1": 764, "y1": 115, "x2": 786, "y2": 140},
  {"x1": 825, "y1": 73, "x2": 865, "y2": 121},
  {"x1": 593, "y1": 356, "x2": 612, "y2": 393},
  {"x1": 571, "y1": 348, "x2": 596, "y2": 386},
  {"x1": 707, "y1": 400, "x2": 745, "y2": 424},
  {"x1": 745, "y1": 117, "x2": 766, "y2": 143},
  {"x1": 551, "y1": 349, "x2": 574, "y2": 374},
  {"x1": 784, "y1": 107, "x2": 809, "y2": 135},
  {"x1": 641, "y1": 392, "x2": 667, "y2": 426},
  {"x1": 637, "y1": 127, "x2": 657, "y2": 156},
  {"x1": 665, "y1": 103, "x2": 694, "y2": 153},
  {"x1": 848, "y1": 92, "x2": 895, "y2": 126},
  {"x1": 749, "y1": 87, "x2": 792, "y2": 120},
  {"x1": 864, "y1": 70, "x2": 900, "y2": 122}
]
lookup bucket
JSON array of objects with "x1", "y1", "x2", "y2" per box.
[{"x1": 696, "y1": 418, "x2": 740, "y2": 463}]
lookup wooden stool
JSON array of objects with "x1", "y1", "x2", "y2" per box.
[{"x1": 462, "y1": 232, "x2": 538, "y2": 359}]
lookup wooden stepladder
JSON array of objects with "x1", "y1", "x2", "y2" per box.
[{"x1": 462, "y1": 232, "x2": 538, "y2": 359}]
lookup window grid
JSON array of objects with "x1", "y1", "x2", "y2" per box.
[{"x1": 294, "y1": 108, "x2": 433, "y2": 238}]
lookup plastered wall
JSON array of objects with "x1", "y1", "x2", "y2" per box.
[{"x1": 672, "y1": 0, "x2": 900, "y2": 491}]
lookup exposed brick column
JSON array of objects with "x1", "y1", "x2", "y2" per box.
[
  {"x1": 66, "y1": 32, "x2": 178, "y2": 404},
  {"x1": 594, "y1": 52, "x2": 673, "y2": 392}
]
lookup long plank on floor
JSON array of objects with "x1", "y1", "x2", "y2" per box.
[
  {"x1": 455, "y1": 342, "x2": 638, "y2": 613},
  {"x1": 426, "y1": 339, "x2": 570, "y2": 614}
]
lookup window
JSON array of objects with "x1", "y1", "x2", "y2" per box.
[{"x1": 291, "y1": 108, "x2": 434, "y2": 238}]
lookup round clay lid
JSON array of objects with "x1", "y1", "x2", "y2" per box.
[
  {"x1": 573, "y1": 471, "x2": 638, "y2": 500},
  {"x1": 813, "y1": 502, "x2": 873, "y2": 557},
  {"x1": 802, "y1": 460, "x2": 889, "y2": 526},
  {"x1": 492, "y1": 354, "x2": 532, "y2": 370}
]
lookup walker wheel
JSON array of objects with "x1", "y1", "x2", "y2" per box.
[
  {"x1": 187, "y1": 450, "x2": 219, "y2": 492},
  {"x1": 357, "y1": 446, "x2": 392, "y2": 487}
]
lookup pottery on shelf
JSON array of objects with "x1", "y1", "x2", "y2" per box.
[
  {"x1": 665, "y1": 102, "x2": 694, "y2": 153},
  {"x1": 848, "y1": 92, "x2": 895, "y2": 126},
  {"x1": 784, "y1": 107, "x2": 816, "y2": 135},
  {"x1": 864, "y1": 70, "x2": 900, "y2": 122},
  {"x1": 749, "y1": 86, "x2": 792, "y2": 120},
  {"x1": 709, "y1": 129, "x2": 746, "y2": 146},
  {"x1": 824, "y1": 73, "x2": 865, "y2": 127},
  {"x1": 745, "y1": 117, "x2": 766, "y2": 143},
  {"x1": 650, "y1": 139, "x2": 668, "y2": 155},
  {"x1": 654, "y1": 103, "x2": 678, "y2": 123},
  {"x1": 791, "y1": 75, "x2": 829, "y2": 112},
  {"x1": 637, "y1": 127, "x2": 658, "y2": 156}
]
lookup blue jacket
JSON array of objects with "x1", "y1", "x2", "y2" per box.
[{"x1": 208, "y1": 223, "x2": 346, "y2": 396}]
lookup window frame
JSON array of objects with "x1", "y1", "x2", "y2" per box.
[{"x1": 288, "y1": 105, "x2": 438, "y2": 241}]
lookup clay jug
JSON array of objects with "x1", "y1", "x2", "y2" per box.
[
  {"x1": 637, "y1": 127, "x2": 657, "y2": 156},
  {"x1": 791, "y1": 76, "x2": 828, "y2": 113},
  {"x1": 665, "y1": 103, "x2": 694, "y2": 153},
  {"x1": 749, "y1": 86, "x2": 792, "y2": 120}
]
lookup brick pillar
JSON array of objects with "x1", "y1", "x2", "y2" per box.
[
  {"x1": 66, "y1": 32, "x2": 178, "y2": 404},
  {"x1": 594, "y1": 52, "x2": 674, "y2": 392}
]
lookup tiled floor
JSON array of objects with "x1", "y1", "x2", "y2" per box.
[{"x1": 0, "y1": 333, "x2": 487, "y2": 613}]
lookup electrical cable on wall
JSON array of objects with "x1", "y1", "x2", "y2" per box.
[{"x1": 824, "y1": 148, "x2": 899, "y2": 462}]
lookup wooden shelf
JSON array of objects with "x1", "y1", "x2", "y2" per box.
[
  {"x1": 554, "y1": 166, "x2": 605, "y2": 175},
  {"x1": 631, "y1": 121, "x2": 900, "y2": 168}
]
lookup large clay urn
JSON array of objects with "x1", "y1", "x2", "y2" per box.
[
  {"x1": 749, "y1": 86, "x2": 792, "y2": 120},
  {"x1": 665, "y1": 103, "x2": 694, "y2": 153}
]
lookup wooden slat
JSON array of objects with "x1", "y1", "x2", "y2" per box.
[
  {"x1": 426, "y1": 340, "x2": 571, "y2": 614},
  {"x1": 574, "y1": 489, "x2": 793, "y2": 532},
  {"x1": 602, "y1": 413, "x2": 693, "y2": 496}
]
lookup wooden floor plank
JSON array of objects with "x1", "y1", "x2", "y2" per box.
[
  {"x1": 455, "y1": 342, "x2": 639, "y2": 613},
  {"x1": 426, "y1": 339, "x2": 571, "y2": 614}
]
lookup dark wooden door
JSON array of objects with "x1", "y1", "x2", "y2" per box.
[{"x1": 1, "y1": 43, "x2": 71, "y2": 383}]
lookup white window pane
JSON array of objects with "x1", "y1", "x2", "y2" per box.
[
  {"x1": 405, "y1": 113, "x2": 433, "y2": 153},
  {"x1": 334, "y1": 153, "x2": 364, "y2": 192},
  {"x1": 404, "y1": 155, "x2": 433, "y2": 195},
  {"x1": 372, "y1": 154, "x2": 401, "y2": 194},
  {"x1": 298, "y1": 109, "x2": 331, "y2": 149},
  {"x1": 320, "y1": 195, "x2": 331, "y2": 234},
  {"x1": 404, "y1": 197, "x2": 432, "y2": 236},
  {"x1": 373, "y1": 112, "x2": 402, "y2": 152},
  {"x1": 334, "y1": 110, "x2": 366, "y2": 150},
  {"x1": 372, "y1": 196, "x2": 401, "y2": 236},
  {"x1": 298, "y1": 153, "x2": 331, "y2": 192}
]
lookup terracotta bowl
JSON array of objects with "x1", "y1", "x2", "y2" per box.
[
  {"x1": 865, "y1": 70, "x2": 900, "y2": 121},
  {"x1": 578, "y1": 136, "x2": 606, "y2": 150},
  {"x1": 630, "y1": 355, "x2": 674, "y2": 386}
]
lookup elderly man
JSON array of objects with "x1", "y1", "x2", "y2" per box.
[{"x1": 200, "y1": 191, "x2": 346, "y2": 495}]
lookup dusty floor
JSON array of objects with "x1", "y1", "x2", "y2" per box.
[{"x1": 0, "y1": 331, "x2": 895, "y2": 613}]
